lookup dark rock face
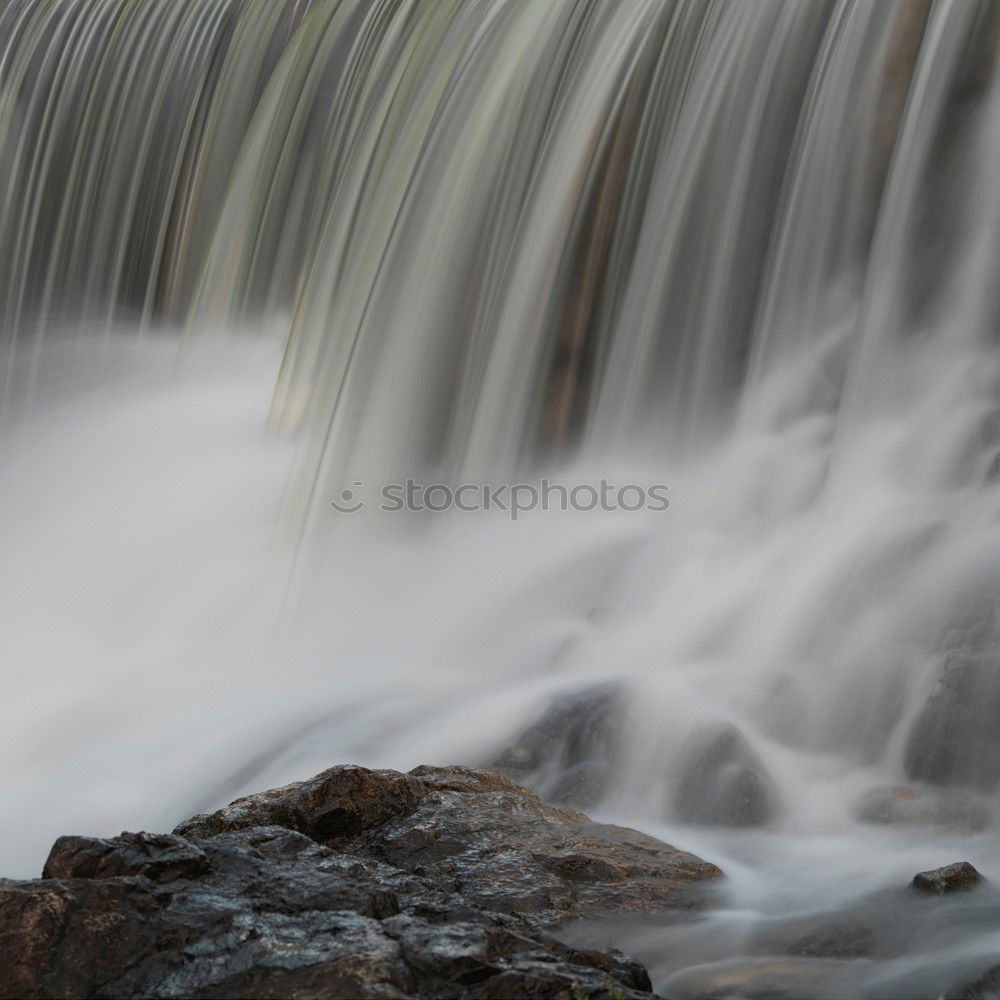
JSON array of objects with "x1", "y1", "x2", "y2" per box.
[
  {"x1": 911, "y1": 861, "x2": 984, "y2": 894},
  {"x1": 903, "y1": 642, "x2": 1000, "y2": 792},
  {"x1": 174, "y1": 763, "x2": 427, "y2": 842},
  {"x1": 672, "y1": 723, "x2": 779, "y2": 828},
  {"x1": 490, "y1": 684, "x2": 625, "y2": 809},
  {"x1": 0, "y1": 764, "x2": 722, "y2": 999},
  {"x1": 42, "y1": 831, "x2": 211, "y2": 881}
]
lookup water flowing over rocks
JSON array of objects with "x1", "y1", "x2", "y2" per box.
[
  {"x1": 493, "y1": 691, "x2": 784, "y2": 829},
  {"x1": 663, "y1": 956, "x2": 862, "y2": 1000},
  {"x1": 904, "y1": 643, "x2": 1000, "y2": 791},
  {"x1": 490, "y1": 684, "x2": 625, "y2": 809},
  {"x1": 853, "y1": 784, "x2": 994, "y2": 833},
  {"x1": 0, "y1": 764, "x2": 723, "y2": 999},
  {"x1": 571, "y1": 864, "x2": 1000, "y2": 1000},
  {"x1": 671, "y1": 723, "x2": 779, "y2": 828}
]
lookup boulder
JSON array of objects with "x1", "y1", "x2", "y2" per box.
[
  {"x1": 672, "y1": 724, "x2": 779, "y2": 827},
  {"x1": 174, "y1": 763, "x2": 427, "y2": 842},
  {"x1": 362, "y1": 764, "x2": 722, "y2": 925},
  {"x1": 903, "y1": 644, "x2": 1000, "y2": 791},
  {"x1": 490, "y1": 684, "x2": 625, "y2": 808},
  {"x1": 547, "y1": 760, "x2": 612, "y2": 808},
  {"x1": 0, "y1": 763, "x2": 723, "y2": 999},
  {"x1": 911, "y1": 861, "x2": 984, "y2": 894}
]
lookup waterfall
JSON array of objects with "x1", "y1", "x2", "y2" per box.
[{"x1": 3, "y1": 1, "x2": 1000, "y2": 993}]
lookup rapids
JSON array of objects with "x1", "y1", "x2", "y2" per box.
[{"x1": 3, "y1": 0, "x2": 1000, "y2": 995}]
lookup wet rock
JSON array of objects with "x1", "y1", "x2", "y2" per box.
[
  {"x1": 174, "y1": 763, "x2": 427, "y2": 842},
  {"x1": 490, "y1": 684, "x2": 625, "y2": 807},
  {"x1": 491, "y1": 744, "x2": 535, "y2": 772},
  {"x1": 547, "y1": 760, "x2": 611, "y2": 808},
  {"x1": 360, "y1": 766, "x2": 722, "y2": 926},
  {"x1": 784, "y1": 920, "x2": 876, "y2": 960},
  {"x1": 746, "y1": 910, "x2": 880, "y2": 964},
  {"x1": 672, "y1": 723, "x2": 778, "y2": 828},
  {"x1": 945, "y1": 963, "x2": 1000, "y2": 999},
  {"x1": 903, "y1": 644, "x2": 1000, "y2": 791},
  {"x1": 523, "y1": 684, "x2": 624, "y2": 765},
  {"x1": 853, "y1": 785, "x2": 993, "y2": 833},
  {"x1": 0, "y1": 763, "x2": 722, "y2": 998},
  {"x1": 42, "y1": 831, "x2": 210, "y2": 881},
  {"x1": 911, "y1": 861, "x2": 984, "y2": 894}
]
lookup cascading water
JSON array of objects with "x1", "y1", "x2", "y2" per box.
[{"x1": 3, "y1": 0, "x2": 1000, "y2": 995}]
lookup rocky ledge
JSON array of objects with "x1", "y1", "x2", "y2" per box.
[{"x1": 0, "y1": 764, "x2": 722, "y2": 999}]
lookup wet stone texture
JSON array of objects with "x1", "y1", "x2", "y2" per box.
[
  {"x1": 911, "y1": 861, "x2": 984, "y2": 895},
  {"x1": 0, "y1": 763, "x2": 723, "y2": 999}
]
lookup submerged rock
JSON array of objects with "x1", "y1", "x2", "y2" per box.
[
  {"x1": 490, "y1": 683, "x2": 625, "y2": 808},
  {"x1": 783, "y1": 920, "x2": 876, "y2": 960},
  {"x1": 663, "y1": 956, "x2": 854, "y2": 1000},
  {"x1": 946, "y1": 963, "x2": 1000, "y2": 999},
  {"x1": 911, "y1": 861, "x2": 984, "y2": 894},
  {"x1": 0, "y1": 763, "x2": 722, "y2": 999},
  {"x1": 853, "y1": 784, "x2": 994, "y2": 833},
  {"x1": 672, "y1": 723, "x2": 779, "y2": 828},
  {"x1": 547, "y1": 759, "x2": 612, "y2": 808},
  {"x1": 903, "y1": 642, "x2": 1000, "y2": 792}
]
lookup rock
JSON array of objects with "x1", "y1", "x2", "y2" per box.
[
  {"x1": 853, "y1": 785, "x2": 993, "y2": 833},
  {"x1": 746, "y1": 910, "x2": 880, "y2": 964},
  {"x1": 42, "y1": 831, "x2": 210, "y2": 881},
  {"x1": 672, "y1": 723, "x2": 778, "y2": 827},
  {"x1": 490, "y1": 745, "x2": 535, "y2": 772},
  {"x1": 490, "y1": 684, "x2": 625, "y2": 808},
  {"x1": 174, "y1": 763, "x2": 427, "y2": 842},
  {"x1": 903, "y1": 640, "x2": 1000, "y2": 792},
  {"x1": 360, "y1": 765, "x2": 722, "y2": 926},
  {"x1": 911, "y1": 861, "x2": 984, "y2": 894},
  {"x1": 547, "y1": 760, "x2": 611, "y2": 808},
  {"x1": 0, "y1": 764, "x2": 723, "y2": 998},
  {"x1": 784, "y1": 920, "x2": 875, "y2": 960},
  {"x1": 945, "y1": 963, "x2": 1000, "y2": 999}
]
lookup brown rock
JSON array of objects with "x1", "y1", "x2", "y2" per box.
[
  {"x1": 174, "y1": 763, "x2": 427, "y2": 841},
  {"x1": 912, "y1": 861, "x2": 984, "y2": 894},
  {"x1": 0, "y1": 764, "x2": 723, "y2": 998}
]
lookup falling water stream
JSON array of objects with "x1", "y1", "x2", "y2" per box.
[{"x1": 3, "y1": 1, "x2": 1000, "y2": 996}]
